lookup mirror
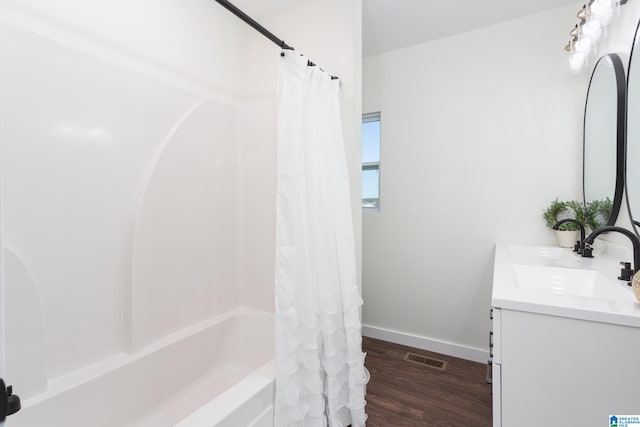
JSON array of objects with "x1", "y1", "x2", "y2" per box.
[
  {"x1": 583, "y1": 53, "x2": 625, "y2": 229},
  {"x1": 627, "y1": 20, "x2": 640, "y2": 235}
]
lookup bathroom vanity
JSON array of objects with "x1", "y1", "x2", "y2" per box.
[{"x1": 491, "y1": 243, "x2": 640, "y2": 427}]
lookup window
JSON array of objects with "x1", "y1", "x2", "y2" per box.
[{"x1": 362, "y1": 112, "x2": 381, "y2": 210}]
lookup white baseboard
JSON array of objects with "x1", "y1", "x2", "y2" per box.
[{"x1": 362, "y1": 324, "x2": 489, "y2": 364}]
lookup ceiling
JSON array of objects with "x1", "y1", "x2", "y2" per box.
[
  {"x1": 229, "y1": 0, "x2": 581, "y2": 57},
  {"x1": 364, "y1": 0, "x2": 580, "y2": 57}
]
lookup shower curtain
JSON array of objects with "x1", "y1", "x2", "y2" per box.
[{"x1": 274, "y1": 51, "x2": 369, "y2": 427}]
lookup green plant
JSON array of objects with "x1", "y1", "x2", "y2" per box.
[
  {"x1": 568, "y1": 200, "x2": 597, "y2": 230},
  {"x1": 543, "y1": 198, "x2": 579, "y2": 231},
  {"x1": 590, "y1": 197, "x2": 613, "y2": 229}
]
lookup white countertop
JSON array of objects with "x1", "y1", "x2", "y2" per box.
[{"x1": 492, "y1": 243, "x2": 640, "y2": 327}]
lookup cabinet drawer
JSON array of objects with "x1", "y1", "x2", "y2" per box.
[{"x1": 492, "y1": 307, "x2": 501, "y2": 364}]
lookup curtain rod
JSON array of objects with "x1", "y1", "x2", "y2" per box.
[
  {"x1": 213, "y1": 0, "x2": 339, "y2": 80},
  {"x1": 213, "y1": 0, "x2": 293, "y2": 50}
]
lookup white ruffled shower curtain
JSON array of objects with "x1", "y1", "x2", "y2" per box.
[{"x1": 274, "y1": 50, "x2": 369, "y2": 427}]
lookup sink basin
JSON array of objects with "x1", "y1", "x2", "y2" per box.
[
  {"x1": 493, "y1": 243, "x2": 640, "y2": 328},
  {"x1": 507, "y1": 245, "x2": 584, "y2": 268},
  {"x1": 509, "y1": 246, "x2": 563, "y2": 259},
  {"x1": 512, "y1": 265, "x2": 636, "y2": 301}
]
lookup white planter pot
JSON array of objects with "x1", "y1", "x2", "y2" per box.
[{"x1": 556, "y1": 230, "x2": 579, "y2": 248}]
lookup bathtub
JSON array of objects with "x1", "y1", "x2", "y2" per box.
[{"x1": 10, "y1": 308, "x2": 275, "y2": 427}]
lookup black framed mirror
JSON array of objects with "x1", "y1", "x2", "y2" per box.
[
  {"x1": 583, "y1": 53, "x2": 625, "y2": 229},
  {"x1": 627, "y1": 20, "x2": 640, "y2": 236}
]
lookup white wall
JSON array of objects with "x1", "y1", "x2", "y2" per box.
[{"x1": 361, "y1": 4, "x2": 637, "y2": 360}]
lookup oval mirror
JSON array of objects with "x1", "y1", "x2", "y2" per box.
[
  {"x1": 627, "y1": 21, "x2": 640, "y2": 235},
  {"x1": 583, "y1": 53, "x2": 625, "y2": 229}
]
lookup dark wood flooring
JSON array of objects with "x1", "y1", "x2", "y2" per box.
[{"x1": 362, "y1": 336, "x2": 492, "y2": 426}]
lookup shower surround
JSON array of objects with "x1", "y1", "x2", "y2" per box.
[{"x1": 0, "y1": 0, "x2": 361, "y2": 425}]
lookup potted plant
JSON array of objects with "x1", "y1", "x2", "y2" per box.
[
  {"x1": 543, "y1": 198, "x2": 580, "y2": 248},
  {"x1": 589, "y1": 197, "x2": 612, "y2": 229},
  {"x1": 568, "y1": 200, "x2": 597, "y2": 233}
]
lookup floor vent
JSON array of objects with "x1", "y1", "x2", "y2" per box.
[{"x1": 404, "y1": 352, "x2": 447, "y2": 370}]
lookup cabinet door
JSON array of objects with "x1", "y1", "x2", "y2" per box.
[
  {"x1": 501, "y1": 309, "x2": 640, "y2": 426},
  {"x1": 492, "y1": 362, "x2": 501, "y2": 427}
]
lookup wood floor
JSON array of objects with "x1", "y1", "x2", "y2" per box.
[{"x1": 362, "y1": 336, "x2": 492, "y2": 426}]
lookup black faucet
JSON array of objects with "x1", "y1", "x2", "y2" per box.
[
  {"x1": 553, "y1": 219, "x2": 585, "y2": 254},
  {"x1": 584, "y1": 226, "x2": 640, "y2": 279},
  {"x1": 0, "y1": 379, "x2": 20, "y2": 422}
]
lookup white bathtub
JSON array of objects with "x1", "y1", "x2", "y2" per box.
[{"x1": 10, "y1": 308, "x2": 275, "y2": 427}]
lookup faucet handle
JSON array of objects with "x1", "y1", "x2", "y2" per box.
[
  {"x1": 582, "y1": 244, "x2": 594, "y2": 258},
  {"x1": 619, "y1": 262, "x2": 634, "y2": 282}
]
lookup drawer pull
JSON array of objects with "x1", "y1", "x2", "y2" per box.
[{"x1": 489, "y1": 331, "x2": 494, "y2": 357}]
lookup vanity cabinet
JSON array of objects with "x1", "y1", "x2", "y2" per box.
[{"x1": 491, "y1": 306, "x2": 640, "y2": 427}]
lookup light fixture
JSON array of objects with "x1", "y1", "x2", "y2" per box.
[
  {"x1": 565, "y1": 0, "x2": 627, "y2": 72},
  {"x1": 569, "y1": 51, "x2": 588, "y2": 72},
  {"x1": 564, "y1": 39, "x2": 574, "y2": 52},
  {"x1": 590, "y1": 0, "x2": 615, "y2": 25},
  {"x1": 574, "y1": 36, "x2": 593, "y2": 56},
  {"x1": 570, "y1": 24, "x2": 580, "y2": 38},
  {"x1": 582, "y1": 19, "x2": 602, "y2": 39},
  {"x1": 577, "y1": 4, "x2": 588, "y2": 20}
]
